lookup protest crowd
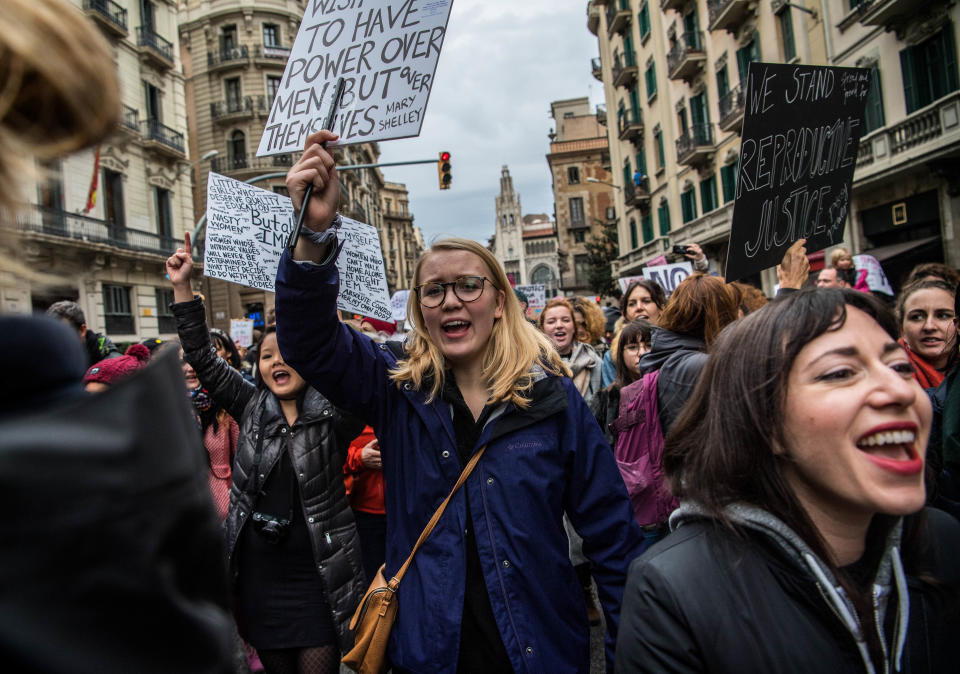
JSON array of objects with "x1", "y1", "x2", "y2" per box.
[{"x1": 2, "y1": 1, "x2": 960, "y2": 674}]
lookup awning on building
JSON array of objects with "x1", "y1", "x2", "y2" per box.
[{"x1": 859, "y1": 236, "x2": 940, "y2": 262}]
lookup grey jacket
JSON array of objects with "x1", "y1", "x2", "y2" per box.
[
  {"x1": 637, "y1": 327, "x2": 708, "y2": 433},
  {"x1": 174, "y1": 298, "x2": 366, "y2": 650}
]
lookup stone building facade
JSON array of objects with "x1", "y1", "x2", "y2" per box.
[
  {"x1": 492, "y1": 166, "x2": 526, "y2": 285},
  {"x1": 546, "y1": 97, "x2": 617, "y2": 294},
  {"x1": 380, "y1": 181, "x2": 424, "y2": 293},
  {"x1": 5, "y1": 0, "x2": 192, "y2": 343},
  {"x1": 589, "y1": 0, "x2": 828, "y2": 290}
]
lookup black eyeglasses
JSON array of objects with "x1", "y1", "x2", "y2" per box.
[{"x1": 415, "y1": 276, "x2": 497, "y2": 308}]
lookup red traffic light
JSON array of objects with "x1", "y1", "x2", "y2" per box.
[{"x1": 440, "y1": 151, "x2": 451, "y2": 161}]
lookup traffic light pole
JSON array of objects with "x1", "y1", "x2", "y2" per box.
[{"x1": 336, "y1": 159, "x2": 440, "y2": 170}]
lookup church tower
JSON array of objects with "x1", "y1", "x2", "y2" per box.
[{"x1": 493, "y1": 166, "x2": 524, "y2": 285}]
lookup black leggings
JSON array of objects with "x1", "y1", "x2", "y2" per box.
[{"x1": 257, "y1": 645, "x2": 339, "y2": 674}]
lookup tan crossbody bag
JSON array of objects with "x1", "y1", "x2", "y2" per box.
[{"x1": 342, "y1": 445, "x2": 487, "y2": 674}]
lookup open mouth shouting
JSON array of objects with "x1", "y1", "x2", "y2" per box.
[
  {"x1": 272, "y1": 368, "x2": 292, "y2": 387},
  {"x1": 441, "y1": 319, "x2": 471, "y2": 338},
  {"x1": 855, "y1": 423, "x2": 923, "y2": 476}
]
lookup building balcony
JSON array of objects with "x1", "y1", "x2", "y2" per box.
[
  {"x1": 718, "y1": 83, "x2": 746, "y2": 132},
  {"x1": 624, "y1": 179, "x2": 651, "y2": 210},
  {"x1": 253, "y1": 44, "x2": 291, "y2": 63},
  {"x1": 617, "y1": 106, "x2": 644, "y2": 141},
  {"x1": 587, "y1": 1, "x2": 602, "y2": 35},
  {"x1": 384, "y1": 208, "x2": 413, "y2": 221},
  {"x1": 661, "y1": 0, "x2": 686, "y2": 12},
  {"x1": 707, "y1": 0, "x2": 755, "y2": 33},
  {"x1": 211, "y1": 153, "x2": 296, "y2": 176},
  {"x1": 16, "y1": 205, "x2": 175, "y2": 258},
  {"x1": 619, "y1": 236, "x2": 672, "y2": 275},
  {"x1": 210, "y1": 96, "x2": 264, "y2": 123},
  {"x1": 611, "y1": 51, "x2": 638, "y2": 88},
  {"x1": 676, "y1": 123, "x2": 715, "y2": 166},
  {"x1": 667, "y1": 32, "x2": 706, "y2": 82},
  {"x1": 596, "y1": 105, "x2": 607, "y2": 126},
  {"x1": 140, "y1": 119, "x2": 185, "y2": 158},
  {"x1": 343, "y1": 202, "x2": 367, "y2": 224},
  {"x1": 855, "y1": 91, "x2": 960, "y2": 178},
  {"x1": 666, "y1": 201, "x2": 733, "y2": 249},
  {"x1": 858, "y1": 0, "x2": 928, "y2": 29},
  {"x1": 606, "y1": 0, "x2": 631, "y2": 36},
  {"x1": 591, "y1": 57, "x2": 603, "y2": 82},
  {"x1": 207, "y1": 45, "x2": 250, "y2": 71},
  {"x1": 136, "y1": 27, "x2": 174, "y2": 70},
  {"x1": 118, "y1": 105, "x2": 140, "y2": 138},
  {"x1": 83, "y1": 0, "x2": 128, "y2": 37}
]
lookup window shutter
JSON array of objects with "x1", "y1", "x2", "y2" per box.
[{"x1": 900, "y1": 47, "x2": 918, "y2": 114}]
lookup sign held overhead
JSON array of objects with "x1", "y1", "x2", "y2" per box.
[
  {"x1": 258, "y1": 0, "x2": 454, "y2": 155},
  {"x1": 724, "y1": 62, "x2": 870, "y2": 282}
]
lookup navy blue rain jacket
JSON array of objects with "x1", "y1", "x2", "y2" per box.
[{"x1": 275, "y1": 249, "x2": 643, "y2": 673}]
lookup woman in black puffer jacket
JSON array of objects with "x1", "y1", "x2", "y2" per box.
[{"x1": 167, "y1": 236, "x2": 365, "y2": 674}]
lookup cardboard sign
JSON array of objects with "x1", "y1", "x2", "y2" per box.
[
  {"x1": 514, "y1": 284, "x2": 546, "y2": 310},
  {"x1": 204, "y1": 172, "x2": 392, "y2": 321},
  {"x1": 642, "y1": 262, "x2": 692, "y2": 296},
  {"x1": 257, "y1": 0, "x2": 454, "y2": 155},
  {"x1": 230, "y1": 318, "x2": 255, "y2": 348},
  {"x1": 853, "y1": 254, "x2": 894, "y2": 295},
  {"x1": 724, "y1": 63, "x2": 870, "y2": 281},
  {"x1": 390, "y1": 289, "x2": 410, "y2": 321}
]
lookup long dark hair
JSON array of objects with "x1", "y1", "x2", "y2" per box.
[
  {"x1": 619, "y1": 279, "x2": 665, "y2": 318},
  {"x1": 613, "y1": 319, "x2": 652, "y2": 391},
  {"x1": 209, "y1": 328, "x2": 243, "y2": 369},
  {"x1": 665, "y1": 289, "x2": 913, "y2": 667}
]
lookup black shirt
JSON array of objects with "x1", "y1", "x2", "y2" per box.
[{"x1": 441, "y1": 373, "x2": 513, "y2": 673}]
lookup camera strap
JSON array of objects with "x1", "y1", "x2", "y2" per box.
[{"x1": 245, "y1": 408, "x2": 268, "y2": 497}]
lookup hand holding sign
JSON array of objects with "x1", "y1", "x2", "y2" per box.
[
  {"x1": 166, "y1": 232, "x2": 195, "y2": 303},
  {"x1": 287, "y1": 130, "x2": 341, "y2": 261},
  {"x1": 775, "y1": 238, "x2": 809, "y2": 290}
]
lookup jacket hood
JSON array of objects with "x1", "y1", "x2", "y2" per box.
[
  {"x1": 638, "y1": 327, "x2": 706, "y2": 373},
  {"x1": 671, "y1": 502, "x2": 909, "y2": 674}
]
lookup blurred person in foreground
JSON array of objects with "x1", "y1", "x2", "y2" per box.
[{"x1": 0, "y1": 1, "x2": 233, "y2": 670}]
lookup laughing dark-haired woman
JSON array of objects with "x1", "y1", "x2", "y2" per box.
[
  {"x1": 167, "y1": 234, "x2": 365, "y2": 674},
  {"x1": 616, "y1": 289, "x2": 960, "y2": 673}
]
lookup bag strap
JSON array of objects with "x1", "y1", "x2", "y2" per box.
[{"x1": 388, "y1": 444, "x2": 487, "y2": 590}]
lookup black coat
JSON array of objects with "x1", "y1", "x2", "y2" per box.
[
  {"x1": 637, "y1": 328, "x2": 708, "y2": 433},
  {"x1": 615, "y1": 507, "x2": 960, "y2": 673},
  {"x1": 174, "y1": 298, "x2": 366, "y2": 650}
]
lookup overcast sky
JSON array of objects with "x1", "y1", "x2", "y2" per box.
[{"x1": 375, "y1": 0, "x2": 605, "y2": 246}]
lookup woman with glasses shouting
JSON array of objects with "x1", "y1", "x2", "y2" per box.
[{"x1": 274, "y1": 130, "x2": 643, "y2": 673}]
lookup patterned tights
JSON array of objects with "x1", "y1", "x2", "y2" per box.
[{"x1": 257, "y1": 645, "x2": 339, "y2": 674}]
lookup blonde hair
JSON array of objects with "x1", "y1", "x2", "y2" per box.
[
  {"x1": 0, "y1": 0, "x2": 119, "y2": 213},
  {"x1": 390, "y1": 238, "x2": 568, "y2": 407},
  {"x1": 570, "y1": 296, "x2": 605, "y2": 344},
  {"x1": 829, "y1": 247, "x2": 853, "y2": 268},
  {"x1": 0, "y1": 0, "x2": 120, "y2": 289}
]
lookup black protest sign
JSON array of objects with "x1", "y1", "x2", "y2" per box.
[
  {"x1": 724, "y1": 62, "x2": 870, "y2": 281},
  {"x1": 257, "y1": 0, "x2": 453, "y2": 155}
]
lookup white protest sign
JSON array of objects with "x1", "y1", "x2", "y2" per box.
[
  {"x1": 390, "y1": 289, "x2": 410, "y2": 321},
  {"x1": 642, "y1": 261, "x2": 693, "y2": 296},
  {"x1": 617, "y1": 275, "x2": 644, "y2": 294},
  {"x1": 514, "y1": 284, "x2": 546, "y2": 310},
  {"x1": 230, "y1": 318, "x2": 255, "y2": 348},
  {"x1": 257, "y1": 0, "x2": 454, "y2": 156},
  {"x1": 853, "y1": 254, "x2": 894, "y2": 295},
  {"x1": 204, "y1": 172, "x2": 393, "y2": 320}
]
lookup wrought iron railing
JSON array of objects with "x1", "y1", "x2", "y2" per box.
[
  {"x1": 207, "y1": 45, "x2": 250, "y2": 67},
  {"x1": 141, "y1": 119, "x2": 184, "y2": 154},
  {"x1": 676, "y1": 123, "x2": 714, "y2": 162},
  {"x1": 137, "y1": 26, "x2": 174, "y2": 63},
  {"x1": 718, "y1": 84, "x2": 745, "y2": 125},
  {"x1": 16, "y1": 204, "x2": 175, "y2": 256},
  {"x1": 83, "y1": 0, "x2": 127, "y2": 31}
]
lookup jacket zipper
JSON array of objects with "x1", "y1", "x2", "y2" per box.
[{"x1": 872, "y1": 586, "x2": 891, "y2": 673}]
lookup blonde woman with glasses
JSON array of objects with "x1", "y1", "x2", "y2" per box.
[{"x1": 273, "y1": 130, "x2": 642, "y2": 674}]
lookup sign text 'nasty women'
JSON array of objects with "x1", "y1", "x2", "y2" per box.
[
  {"x1": 724, "y1": 63, "x2": 870, "y2": 281},
  {"x1": 204, "y1": 172, "x2": 393, "y2": 321},
  {"x1": 258, "y1": 0, "x2": 453, "y2": 155}
]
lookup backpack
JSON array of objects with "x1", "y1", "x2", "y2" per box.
[{"x1": 608, "y1": 370, "x2": 677, "y2": 527}]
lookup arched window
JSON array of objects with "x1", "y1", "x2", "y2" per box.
[{"x1": 228, "y1": 130, "x2": 246, "y2": 169}]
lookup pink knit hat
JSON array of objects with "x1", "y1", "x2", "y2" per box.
[{"x1": 83, "y1": 344, "x2": 151, "y2": 387}]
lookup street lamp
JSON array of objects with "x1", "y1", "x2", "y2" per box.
[
  {"x1": 175, "y1": 149, "x2": 219, "y2": 179},
  {"x1": 586, "y1": 177, "x2": 621, "y2": 190}
]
